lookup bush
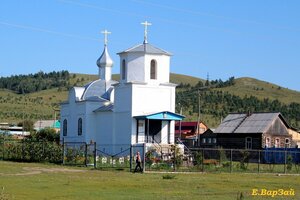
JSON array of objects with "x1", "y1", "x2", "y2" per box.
[{"x1": 162, "y1": 174, "x2": 176, "y2": 180}]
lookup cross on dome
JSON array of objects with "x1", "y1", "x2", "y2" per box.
[
  {"x1": 101, "y1": 29, "x2": 111, "y2": 46},
  {"x1": 141, "y1": 21, "x2": 152, "y2": 44}
]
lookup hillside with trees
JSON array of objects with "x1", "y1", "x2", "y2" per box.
[{"x1": 0, "y1": 71, "x2": 299, "y2": 129}]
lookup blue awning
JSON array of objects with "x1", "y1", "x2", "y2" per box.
[{"x1": 134, "y1": 111, "x2": 185, "y2": 121}]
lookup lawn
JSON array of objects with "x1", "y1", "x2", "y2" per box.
[{"x1": 0, "y1": 161, "x2": 299, "y2": 200}]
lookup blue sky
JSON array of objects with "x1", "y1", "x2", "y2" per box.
[{"x1": 1, "y1": 0, "x2": 300, "y2": 91}]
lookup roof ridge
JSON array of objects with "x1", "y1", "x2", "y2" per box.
[{"x1": 232, "y1": 115, "x2": 248, "y2": 133}]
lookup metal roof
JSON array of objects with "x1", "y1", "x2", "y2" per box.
[
  {"x1": 93, "y1": 103, "x2": 114, "y2": 112},
  {"x1": 82, "y1": 79, "x2": 118, "y2": 101},
  {"x1": 117, "y1": 43, "x2": 172, "y2": 56},
  {"x1": 134, "y1": 111, "x2": 184, "y2": 121},
  {"x1": 214, "y1": 112, "x2": 286, "y2": 134}
]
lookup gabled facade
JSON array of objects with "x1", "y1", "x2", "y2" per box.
[{"x1": 211, "y1": 112, "x2": 293, "y2": 149}]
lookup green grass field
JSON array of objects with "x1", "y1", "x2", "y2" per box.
[{"x1": 0, "y1": 161, "x2": 299, "y2": 200}]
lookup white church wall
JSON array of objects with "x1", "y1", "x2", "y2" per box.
[
  {"x1": 60, "y1": 101, "x2": 86, "y2": 143},
  {"x1": 95, "y1": 111, "x2": 114, "y2": 145},
  {"x1": 113, "y1": 112, "x2": 132, "y2": 145},
  {"x1": 119, "y1": 53, "x2": 145, "y2": 83},
  {"x1": 144, "y1": 54, "x2": 170, "y2": 84},
  {"x1": 84, "y1": 101, "x2": 104, "y2": 143},
  {"x1": 114, "y1": 85, "x2": 132, "y2": 112},
  {"x1": 131, "y1": 84, "x2": 175, "y2": 116}
]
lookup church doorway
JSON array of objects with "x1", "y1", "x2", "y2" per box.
[{"x1": 147, "y1": 120, "x2": 162, "y2": 143}]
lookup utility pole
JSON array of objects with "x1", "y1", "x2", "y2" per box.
[
  {"x1": 179, "y1": 105, "x2": 182, "y2": 141},
  {"x1": 197, "y1": 90, "x2": 201, "y2": 146}
]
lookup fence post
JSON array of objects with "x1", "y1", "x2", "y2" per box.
[
  {"x1": 85, "y1": 143, "x2": 88, "y2": 167},
  {"x1": 258, "y1": 150, "x2": 260, "y2": 174},
  {"x1": 2, "y1": 137, "x2": 5, "y2": 160},
  {"x1": 230, "y1": 149, "x2": 233, "y2": 173},
  {"x1": 94, "y1": 142, "x2": 97, "y2": 169},
  {"x1": 22, "y1": 139, "x2": 25, "y2": 161},
  {"x1": 130, "y1": 144, "x2": 132, "y2": 172},
  {"x1": 143, "y1": 143, "x2": 146, "y2": 173},
  {"x1": 62, "y1": 138, "x2": 65, "y2": 165},
  {"x1": 201, "y1": 149, "x2": 204, "y2": 172},
  {"x1": 284, "y1": 150, "x2": 287, "y2": 174}
]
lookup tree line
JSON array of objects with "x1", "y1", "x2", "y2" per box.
[
  {"x1": 176, "y1": 78, "x2": 300, "y2": 129},
  {"x1": 0, "y1": 70, "x2": 70, "y2": 94}
]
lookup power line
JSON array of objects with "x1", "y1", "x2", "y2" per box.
[{"x1": 0, "y1": 21, "x2": 100, "y2": 42}]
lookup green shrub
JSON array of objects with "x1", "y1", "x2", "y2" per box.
[{"x1": 162, "y1": 174, "x2": 176, "y2": 180}]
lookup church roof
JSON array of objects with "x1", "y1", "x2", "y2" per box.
[
  {"x1": 82, "y1": 79, "x2": 117, "y2": 101},
  {"x1": 93, "y1": 103, "x2": 114, "y2": 112},
  {"x1": 117, "y1": 43, "x2": 172, "y2": 56},
  {"x1": 97, "y1": 45, "x2": 113, "y2": 68}
]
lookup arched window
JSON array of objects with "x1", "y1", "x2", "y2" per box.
[
  {"x1": 150, "y1": 59, "x2": 157, "y2": 80},
  {"x1": 122, "y1": 59, "x2": 126, "y2": 80},
  {"x1": 63, "y1": 119, "x2": 67, "y2": 136},
  {"x1": 285, "y1": 138, "x2": 290, "y2": 148},
  {"x1": 78, "y1": 118, "x2": 82, "y2": 136}
]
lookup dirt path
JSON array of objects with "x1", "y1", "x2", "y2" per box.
[{"x1": 0, "y1": 166, "x2": 86, "y2": 176}]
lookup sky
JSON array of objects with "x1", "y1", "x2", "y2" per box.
[{"x1": 0, "y1": 0, "x2": 300, "y2": 91}]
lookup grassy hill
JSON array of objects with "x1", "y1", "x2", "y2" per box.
[
  {"x1": 0, "y1": 73, "x2": 299, "y2": 128},
  {"x1": 215, "y1": 77, "x2": 300, "y2": 104}
]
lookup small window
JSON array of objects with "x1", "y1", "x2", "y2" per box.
[
  {"x1": 202, "y1": 138, "x2": 206, "y2": 144},
  {"x1": 150, "y1": 59, "x2": 157, "y2": 80},
  {"x1": 122, "y1": 59, "x2": 126, "y2": 80},
  {"x1": 212, "y1": 138, "x2": 217, "y2": 144},
  {"x1": 78, "y1": 118, "x2": 82, "y2": 136},
  {"x1": 245, "y1": 137, "x2": 252, "y2": 149},
  {"x1": 275, "y1": 138, "x2": 280, "y2": 148},
  {"x1": 208, "y1": 138, "x2": 212, "y2": 144},
  {"x1": 285, "y1": 138, "x2": 290, "y2": 148},
  {"x1": 63, "y1": 119, "x2": 67, "y2": 136},
  {"x1": 265, "y1": 137, "x2": 271, "y2": 148}
]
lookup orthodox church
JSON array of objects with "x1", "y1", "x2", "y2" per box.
[{"x1": 60, "y1": 22, "x2": 184, "y2": 153}]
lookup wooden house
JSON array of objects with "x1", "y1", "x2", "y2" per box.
[
  {"x1": 175, "y1": 121, "x2": 208, "y2": 147},
  {"x1": 212, "y1": 112, "x2": 293, "y2": 149}
]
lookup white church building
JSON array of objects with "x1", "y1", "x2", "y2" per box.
[{"x1": 60, "y1": 22, "x2": 184, "y2": 153}]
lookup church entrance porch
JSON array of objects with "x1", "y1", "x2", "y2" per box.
[{"x1": 134, "y1": 111, "x2": 185, "y2": 145}]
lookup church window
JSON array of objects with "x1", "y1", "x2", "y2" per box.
[
  {"x1": 63, "y1": 119, "x2": 67, "y2": 136},
  {"x1": 122, "y1": 59, "x2": 126, "y2": 80},
  {"x1": 150, "y1": 59, "x2": 157, "y2": 80},
  {"x1": 78, "y1": 118, "x2": 82, "y2": 136}
]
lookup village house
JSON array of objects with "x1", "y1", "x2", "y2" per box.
[
  {"x1": 175, "y1": 121, "x2": 208, "y2": 147},
  {"x1": 34, "y1": 120, "x2": 60, "y2": 133},
  {"x1": 288, "y1": 127, "x2": 300, "y2": 147},
  {"x1": 202, "y1": 112, "x2": 294, "y2": 149},
  {"x1": 60, "y1": 23, "x2": 184, "y2": 154}
]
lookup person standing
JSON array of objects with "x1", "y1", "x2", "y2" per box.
[{"x1": 134, "y1": 151, "x2": 143, "y2": 173}]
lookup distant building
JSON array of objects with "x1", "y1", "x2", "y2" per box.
[
  {"x1": 175, "y1": 121, "x2": 208, "y2": 147},
  {"x1": 288, "y1": 127, "x2": 300, "y2": 147},
  {"x1": 34, "y1": 120, "x2": 60, "y2": 132},
  {"x1": 0, "y1": 126, "x2": 30, "y2": 136},
  {"x1": 199, "y1": 129, "x2": 217, "y2": 148},
  {"x1": 211, "y1": 112, "x2": 293, "y2": 149}
]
